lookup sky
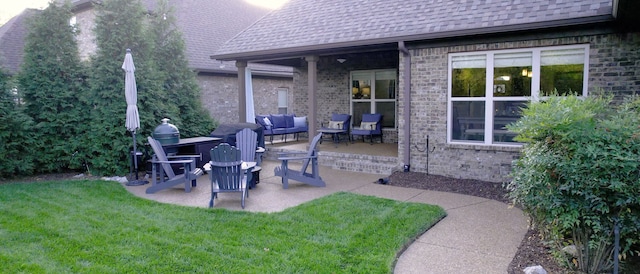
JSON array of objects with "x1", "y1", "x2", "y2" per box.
[{"x1": 0, "y1": 0, "x2": 288, "y2": 25}]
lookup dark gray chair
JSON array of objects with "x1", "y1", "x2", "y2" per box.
[
  {"x1": 146, "y1": 136, "x2": 203, "y2": 194},
  {"x1": 274, "y1": 133, "x2": 325, "y2": 189},
  {"x1": 209, "y1": 143, "x2": 251, "y2": 209},
  {"x1": 235, "y1": 128, "x2": 262, "y2": 188}
]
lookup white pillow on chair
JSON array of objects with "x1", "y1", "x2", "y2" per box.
[
  {"x1": 328, "y1": 121, "x2": 343, "y2": 129},
  {"x1": 360, "y1": 122, "x2": 377, "y2": 130}
]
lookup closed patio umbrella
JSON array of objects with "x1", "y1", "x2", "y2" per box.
[{"x1": 123, "y1": 48, "x2": 148, "y2": 186}]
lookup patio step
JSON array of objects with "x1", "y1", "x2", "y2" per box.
[{"x1": 264, "y1": 145, "x2": 398, "y2": 175}]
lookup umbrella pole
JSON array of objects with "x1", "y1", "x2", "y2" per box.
[{"x1": 127, "y1": 130, "x2": 148, "y2": 186}]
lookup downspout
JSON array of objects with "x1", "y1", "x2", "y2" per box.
[{"x1": 398, "y1": 41, "x2": 411, "y2": 172}]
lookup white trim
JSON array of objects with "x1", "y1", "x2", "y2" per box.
[{"x1": 447, "y1": 44, "x2": 590, "y2": 146}]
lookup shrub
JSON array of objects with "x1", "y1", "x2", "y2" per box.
[
  {"x1": 0, "y1": 70, "x2": 35, "y2": 178},
  {"x1": 507, "y1": 94, "x2": 640, "y2": 273}
]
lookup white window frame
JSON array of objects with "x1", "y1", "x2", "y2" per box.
[
  {"x1": 349, "y1": 69, "x2": 397, "y2": 128},
  {"x1": 447, "y1": 44, "x2": 590, "y2": 146}
]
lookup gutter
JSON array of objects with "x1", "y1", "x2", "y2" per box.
[{"x1": 398, "y1": 41, "x2": 411, "y2": 172}]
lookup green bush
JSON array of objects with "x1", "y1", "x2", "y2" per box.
[
  {"x1": 507, "y1": 95, "x2": 640, "y2": 273},
  {"x1": 17, "y1": 1, "x2": 87, "y2": 173},
  {"x1": 0, "y1": 70, "x2": 35, "y2": 178}
]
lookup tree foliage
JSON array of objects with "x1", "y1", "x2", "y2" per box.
[
  {"x1": 6, "y1": 0, "x2": 217, "y2": 177},
  {"x1": 146, "y1": 0, "x2": 216, "y2": 137},
  {"x1": 85, "y1": 0, "x2": 177, "y2": 175},
  {"x1": 0, "y1": 70, "x2": 35, "y2": 178},
  {"x1": 507, "y1": 95, "x2": 640, "y2": 273},
  {"x1": 17, "y1": 1, "x2": 86, "y2": 172}
]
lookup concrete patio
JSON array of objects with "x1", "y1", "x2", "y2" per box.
[{"x1": 124, "y1": 160, "x2": 529, "y2": 273}]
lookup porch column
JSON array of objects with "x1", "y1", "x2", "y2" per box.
[
  {"x1": 305, "y1": 55, "x2": 319, "y2": 145},
  {"x1": 236, "y1": 60, "x2": 247, "y2": 123}
]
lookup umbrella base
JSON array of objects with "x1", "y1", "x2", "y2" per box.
[{"x1": 126, "y1": 180, "x2": 149, "y2": 186}]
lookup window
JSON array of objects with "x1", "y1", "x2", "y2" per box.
[
  {"x1": 448, "y1": 45, "x2": 588, "y2": 145},
  {"x1": 277, "y1": 88, "x2": 288, "y2": 114},
  {"x1": 350, "y1": 69, "x2": 397, "y2": 127}
]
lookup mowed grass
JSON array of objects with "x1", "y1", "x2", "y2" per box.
[{"x1": 0, "y1": 180, "x2": 445, "y2": 273}]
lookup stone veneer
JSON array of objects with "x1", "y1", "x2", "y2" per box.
[{"x1": 289, "y1": 32, "x2": 639, "y2": 182}]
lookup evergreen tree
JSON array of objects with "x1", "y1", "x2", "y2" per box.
[
  {"x1": 86, "y1": 0, "x2": 174, "y2": 175},
  {"x1": 146, "y1": 0, "x2": 216, "y2": 137},
  {"x1": 17, "y1": 1, "x2": 86, "y2": 173},
  {"x1": 0, "y1": 70, "x2": 35, "y2": 178}
]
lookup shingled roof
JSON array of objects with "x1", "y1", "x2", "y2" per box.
[
  {"x1": 0, "y1": 9, "x2": 40, "y2": 75},
  {"x1": 213, "y1": 0, "x2": 615, "y2": 61}
]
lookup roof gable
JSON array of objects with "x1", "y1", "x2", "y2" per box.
[
  {"x1": 0, "y1": 9, "x2": 40, "y2": 74},
  {"x1": 214, "y1": 0, "x2": 614, "y2": 60}
]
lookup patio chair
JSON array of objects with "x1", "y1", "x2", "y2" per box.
[
  {"x1": 145, "y1": 136, "x2": 204, "y2": 194},
  {"x1": 318, "y1": 113, "x2": 351, "y2": 144},
  {"x1": 235, "y1": 128, "x2": 262, "y2": 188},
  {"x1": 209, "y1": 143, "x2": 252, "y2": 209},
  {"x1": 351, "y1": 113, "x2": 383, "y2": 144},
  {"x1": 274, "y1": 133, "x2": 325, "y2": 189}
]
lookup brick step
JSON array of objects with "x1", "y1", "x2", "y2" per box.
[{"x1": 263, "y1": 146, "x2": 398, "y2": 175}]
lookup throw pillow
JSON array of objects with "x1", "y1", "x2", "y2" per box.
[
  {"x1": 263, "y1": 117, "x2": 273, "y2": 126},
  {"x1": 328, "y1": 121, "x2": 343, "y2": 129},
  {"x1": 294, "y1": 116, "x2": 306, "y2": 127},
  {"x1": 360, "y1": 122, "x2": 377, "y2": 130}
]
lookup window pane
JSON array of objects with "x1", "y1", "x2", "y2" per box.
[
  {"x1": 375, "y1": 102, "x2": 395, "y2": 128},
  {"x1": 540, "y1": 48, "x2": 584, "y2": 96},
  {"x1": 352, "y1": 72, "x2": 371, "y2": 99},
  {"x1": 375, "y1": 71, "x2": 396, "y2": 99},
  {"x1": 277, "y1": 89, "x2": 288, "y2": 107},
  {"x1": 352, "y1": 102, "x2": 370, "y2": 125},
  {"x1": 493, "y1": 52, "x2": 532, "y2": 97},
  {"x1": 452, "y1": 55, "x2": 486, "y2": 97},
  {"x1": 375, "y1": 79, "x2": 396, "y2": 99},
  {"x1": 493, "y1": 101, "x2": 525, "y2": 143},
  {"x1": 452, "y1": 101, "x2": 485, "y2": 141}
]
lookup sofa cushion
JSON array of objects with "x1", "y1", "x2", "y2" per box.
[
  {"x1": 293, "y1": 116, "x2": 306, "y2": 128},
  {"x1": 270, "y1": 114, "x2": 287, "y2": 128},
  {"x1": 284, "y1": 114, "x2": 295, "y2": 128}
]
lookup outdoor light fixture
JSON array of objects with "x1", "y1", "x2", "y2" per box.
[
  {"x1": 337, "y1": 58, "x2": 346, "y2": 63},
  {"x1": 521, "y1": 69, "x2": 528, "y2": 76}
]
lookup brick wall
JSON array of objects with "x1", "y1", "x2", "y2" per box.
[
  {"x1": 74, "y1": 9, "x2": 97, "y2": 61},
  {"x1": 198, "y1": 74, "x2": 293, "y2": 124},
  {"x1": 405, "y1": 32, "x2": 640, "y2": 182}
]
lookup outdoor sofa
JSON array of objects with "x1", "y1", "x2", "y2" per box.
[{"x1": 255, "y1": 114, "x2": 308, "y2": 143}]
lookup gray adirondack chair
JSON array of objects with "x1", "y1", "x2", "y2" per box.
[
  {"x1": 146, "y1": 136, "x2": 203, "y2": 194},
  {"x1": 209, "y1": 143, "x2": 251, "y2": 208},
  {"x1": 235, "y1": 128, "x2": 261, "y2": 188},
  {"x1": 274, "y1": 133, "x2": 325, "y2": 189}
]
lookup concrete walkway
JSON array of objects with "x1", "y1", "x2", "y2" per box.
[{"x1": 124, "y1": 160, "x2": 528, "y2": 273}]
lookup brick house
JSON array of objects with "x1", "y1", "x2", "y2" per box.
[
  {"x1": 0, "y1": 0, "x2": 294, "y2": 124},
  {"x1": 212, "y1": 0, "x2": 640, "y2": 182}
]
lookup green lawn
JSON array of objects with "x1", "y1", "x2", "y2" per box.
[{"x1": 0, "y1": 180, "x2": 445, "y2": 273}]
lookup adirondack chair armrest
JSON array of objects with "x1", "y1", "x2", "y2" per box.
[
  {"x1": 277, "y1": 155, "x2": 318, "y2": 161},
  {"x1": 276, "y1": 151, "x2": 308, "y2": 157},
  {"x1": 151, "y1": 159, "x2": 196, "y2": 164},
  {"x1": 166, "y1": 155, "x2": 200, "y2": 159}
]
